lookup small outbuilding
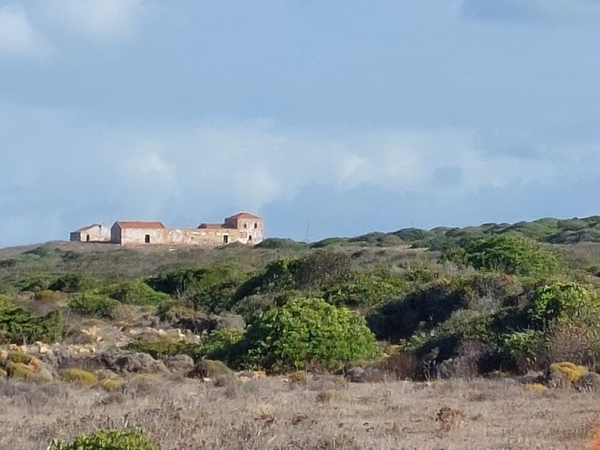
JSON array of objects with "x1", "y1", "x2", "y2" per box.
[
  {"x1": 70, "y1": 224, "x2": 110, "y2": 242},
  {"x1": 110, "y1": 221, "x2": 166, "y2": 246}
]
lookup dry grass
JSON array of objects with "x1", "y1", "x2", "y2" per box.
[{"x1": 0, "y1": 376, "x2": 598, "y2": 450}]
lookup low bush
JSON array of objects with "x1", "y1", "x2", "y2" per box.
[
  {"x1": 443, "y1": 234, "x2": 562, "y2": 277},
  {"x1": 50, "y1": 428, "x2": 158, "y2": 450},
  {"x1": 69, "y1": 292, "x2": 119, "y2": 319},
  {"x1": 549, "y1": 361, "x2": 588, "y2": 382},
  {"x1": 61, "y1": 369, "x2": 98, "y2": 386},
  {"x1": 233, "y1": 297, "x2": 380, "y2": 372},
  {"x1": 0, "y1": 300, "x2": 63, "y2": 344},
  {"x1": 105, "y1": 279, "x2": 171, "y2": 306}
]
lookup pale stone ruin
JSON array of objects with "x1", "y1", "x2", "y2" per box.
[{"x1": 70, "y1": 212, "x2": 264, "y2": 247}]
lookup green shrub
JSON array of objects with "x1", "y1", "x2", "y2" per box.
[
  {"x1": 61, "y1": 369, "x2": 98, "y2": 386},
  {"x1": 323, "y1": 269, "x2": 406, "y2": 310},
  {"x1": 50, "y1": 428, "x2": 158, "y2": 450},
  {"x1": 106, "y1": 279, "x2": 171, "y2": 306},
  {"x1": 232, "y1": 251, "x2": 351, "y2": 303},
  {"x1": 234, "y1": 297, "x2": 380, "y2": 371},
  {"x1": 527, "y1": 282, "x2": 598, "y2": 328},
  {"x1": 48, "y1": 274, "x2": 99, "y2": 293},
  {"x1": 69, "y1": 292, "x2": 119, "y2": 319},
  {"x1": 147, "y1": 264, "x2": 243, "y2": 312},
  {"x1": 255, "y1": 238, "x2": 310, "y2": 250},
  {"x1": 444, "y1": 234, "x2": 562, "y2": 277},
  {"x1": 0, "y1": 301, "x2": 63, "y2": 344}
]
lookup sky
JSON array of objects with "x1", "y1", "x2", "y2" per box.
[{"x1": 2, "y1": 0, "x2": 600, "y2": 247}]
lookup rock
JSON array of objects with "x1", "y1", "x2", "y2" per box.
[
  {"x1": 187, "y1": 360, "x2": 233, "y2": 380},
  {"x1": 106, "y1": 352, "x2": 168, "y2": 374},
  {"x1": 214, "y1": 315, "x2": 246, "y2": 331},
  {"x1": 345, "y1": 367, "x2": 365, "y2": 382},
  {"x1": 345, "y1": 366, "x2": 385, "y2": 383},
  {"x1": 548, "y1": 368, "x2": 572, "y2": 389},
  {"x1": 173, "y1": 317, "x2": 214, "y2": 334},
  {"x1": 165, "y1": 354, "x2": 195, "y2": 373},
  {"x1": 574, "y1": 372, "x2": 600, "y2": 393},
  {"x1": 518, "y1": 370, "x2": 545, "y2": 385}
]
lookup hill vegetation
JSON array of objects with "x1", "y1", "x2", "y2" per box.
[{"x1": 3, "y1": 215, "x2": 600, "y2": 448}]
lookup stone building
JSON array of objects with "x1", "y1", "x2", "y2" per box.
[
  {"x1": 69, "y1": 224, "x2": 110, "y2": 242},
  {"x1": 105, "y1": 212, "x2": 264, "y2": 247}
]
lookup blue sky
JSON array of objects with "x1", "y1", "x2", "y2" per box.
[{"x1": 1, "y1": 0, "x2": 600, "y2": 246}]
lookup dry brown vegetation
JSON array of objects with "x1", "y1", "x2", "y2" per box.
[{"x1": 1, "y1": 375, "x2": 599, "y2": 450}]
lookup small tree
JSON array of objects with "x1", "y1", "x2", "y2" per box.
[{"x1": 236, "y1": 297, "x2": 380, "y2": 371}]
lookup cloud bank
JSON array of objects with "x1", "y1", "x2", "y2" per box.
[{"x1": 1, "y1": 103, "x2": 598, "y2": 246}]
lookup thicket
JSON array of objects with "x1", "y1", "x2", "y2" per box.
[
  {"x1": 2, "y1": 219, "x2": 600, "y2": 378},
  {"x1": 0, "y1": 294, "x2": 63, "y2": 344}
]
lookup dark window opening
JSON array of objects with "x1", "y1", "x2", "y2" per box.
[
  {"x1": 243, "y1": 223, "x2": 247, "y2": 228},
  {"x1": 254, "y1": 223, "x2": 258, "y2": 229},
  {"x1": 145, "y1": 235, "x2": 151, "y2": 244},
  {"x1": 223, "y1": 235, "x2": 229, "y2": 244},
  {"x1": 248, "y1": 235, "x2": 252, "y2": 242},
  {"x1": 86, "y1": 235, "x2": 90, "y2": 242}
]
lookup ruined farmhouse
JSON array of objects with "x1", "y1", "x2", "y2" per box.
[{"x1": 70, "y1": 212, "x2": 264, "y2": 247}]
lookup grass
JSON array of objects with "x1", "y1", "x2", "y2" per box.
[{"x1": 0, "y1": 375, "x2": 598, "y2": 449}]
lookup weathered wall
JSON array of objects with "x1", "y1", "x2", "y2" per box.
[
  {"x1": 113, "y1": 227, "x2": 251, "y2": 247},
  {"x1": 109, "y1": 215, "x2": 264, "y2": 246},
  {"x1": 70, "y1": 225, "x2": 110, "y2": 242}
]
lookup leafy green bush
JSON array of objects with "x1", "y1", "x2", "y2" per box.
[
  {"x1": 106, "y1": 279, "x2": 171, "y2": 306},
  {"x1": 255, "y1": 238, "x2": 310, "y2": 250},
  {"x1": 444, "y1": 234, "x2": 562, "y2": 277},
  {"x1": 232, "y1": 251, "x2": 351, "y2": 303},
  {"x1": 50, "y1": 428, "x2": 158, "y2": 450},
  {"x1": 0, "y1": 297, "x2": 63, "y2": 344},
  {"x1": 69, "y1": 292, "x2": 119, "y2": 318},
  {"x1": 527, "y1": 282, "x2": 598, "y2": 328},
  {"x1": 147, "y1": 264, "x2": 243, "y2": 312},
  {"x1": 48, "y1": 274, "x2": 99, "y2": 293},
  {"x1": 323, "y1": 269, "x2": 406, "y2": 310},
  {"x1": 234, "y1": 297, "x2": 380, "y2": 371}
]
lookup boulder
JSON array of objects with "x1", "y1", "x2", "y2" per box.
[
  {"x1": 187, "y1": 360, "x2": 233, "y2": 380},
  {"x1": 173, "y1": 317, "x2": 214, "y2": 334},
  {"x1": 103, "y1": 351, "x2": 168, "y2": 374},
  {"x1": 214, "y1": 315, "x2": 246, "y2": 331},
  {"x1": 574, "y1": 372, "x2": 600, "y2": 393},
  {"x1": 165, "y1": 354, "x2": 195, "y2": 373}
]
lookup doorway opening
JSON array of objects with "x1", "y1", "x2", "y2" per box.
[
  {"x1": 223, "y1": 235, "x2": 229, "y2": 244},
  {"x1": 145, "y1": 235, "x2": 151, "y2": 244},
  {"x1": 86, "y1": 235, "x2": 90, "y2": 242}
]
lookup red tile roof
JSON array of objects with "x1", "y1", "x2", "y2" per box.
[
  {"x1": 226, "y1": 212, "x2": 262, "y2": 220},
  {"x1": 114, "y1": 221, "x2": 165, "y2": 229}
]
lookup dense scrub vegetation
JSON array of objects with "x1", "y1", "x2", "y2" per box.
[{"x1": 2, "y1": 215, "x2": 600, "y2": 378}]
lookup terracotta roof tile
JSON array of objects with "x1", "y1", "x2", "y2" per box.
[
  {"x1": 115, "y1": 221, "x2": 165, "y2": 229},
  {"x1": 226, "y1": 212, "x2": 262, "y2": 220}
]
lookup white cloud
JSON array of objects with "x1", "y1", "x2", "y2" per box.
[
  {"x1": 40, "y1": 0, "x2": 149, "y2": 42},
  {"x1": 0, "y1": 6, "x2": 53, "y2": 59},
  {"x1": 1, "y1": 102, "x2": 599, "y2": 245}
]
